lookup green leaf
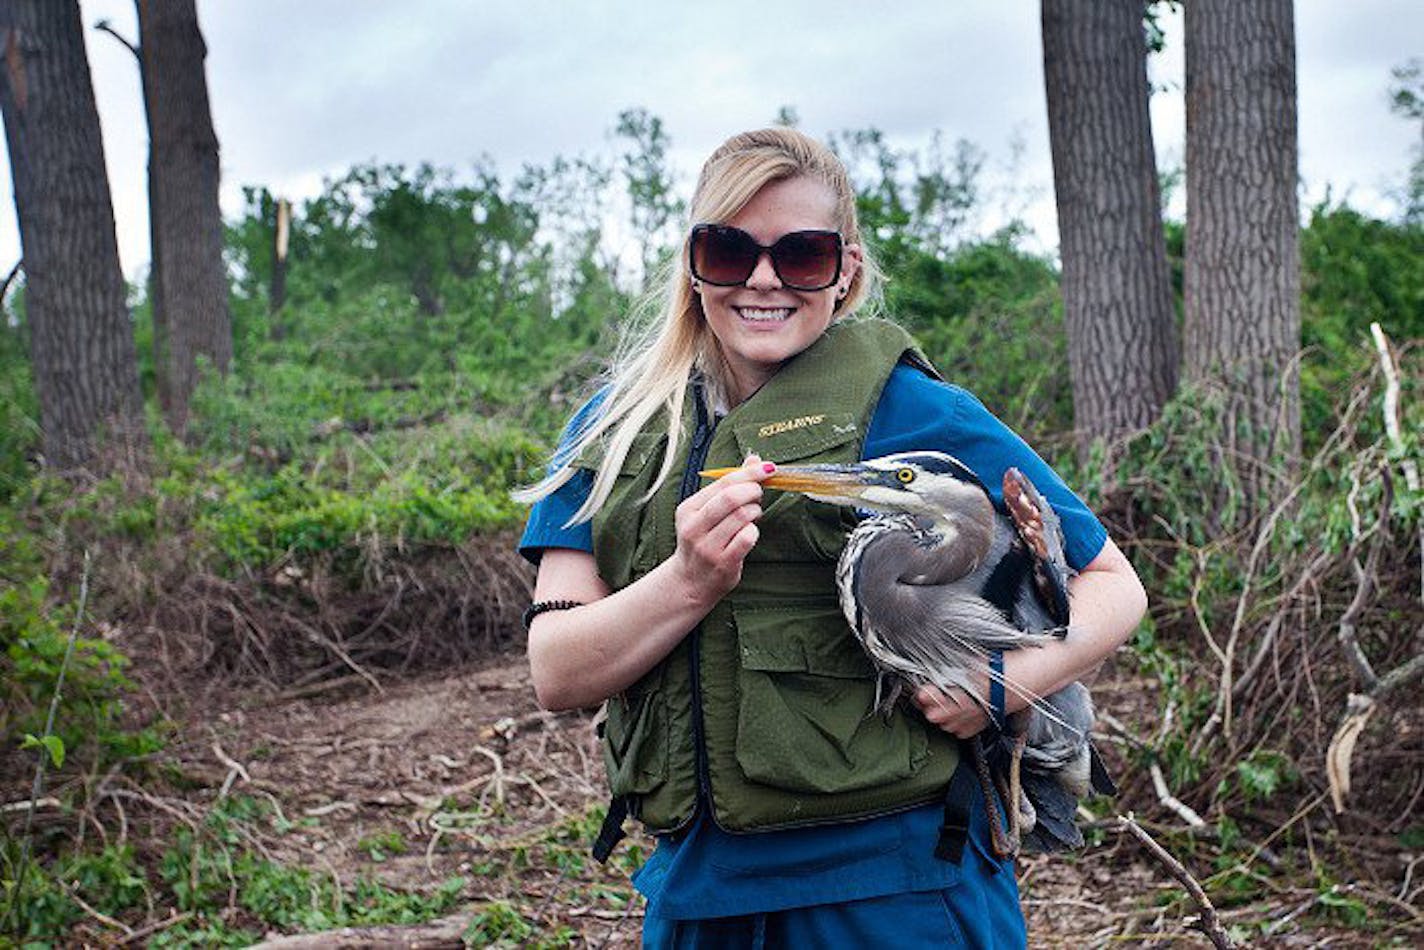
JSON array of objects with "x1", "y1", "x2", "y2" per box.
[{"x1": 21, "y1": 732, "x2": 65, "y2": 768}]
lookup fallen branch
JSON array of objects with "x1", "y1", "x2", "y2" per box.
[
  {"x1": 1118, "y1": 813, "x2": 1236, "y2": 949},
  {"x1": 212, "y1": 742, "x2": 252, "y2": 800},
  {"x1": 246, "y1": 912, "x2": 469, "y2": 949},
  {"x1": 1327, "y1": 653, "x2": 1424, "y2": 813},
  {"x1": 117, "y1": 911, "x2": 193, "y2": 946},
  {"x1": 1, "y1": 796, "x2": 62, "y2": 813},
  {"x1": 1370, "y1": 322, "x2": 1421, "y2": 603},
  {"x1": 1150, "y1": 762, "x2": 1206, "y2": 829},
  {"x1": 1338, "y1": 469, "x2": 1392, "y2": 687}
]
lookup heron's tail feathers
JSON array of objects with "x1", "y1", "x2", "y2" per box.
[{"x1": 1018, "y1": 771, "x2": 1086, "y2": 853}]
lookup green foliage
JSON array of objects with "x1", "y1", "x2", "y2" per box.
[
  {"x1": 5, "y1": 797, "x2": 465, "y2": 942},
  {"x1": 2, "y1": 844, "x2": 150, "y2": 941},
  {"x1": 1234, "y1": 749, "x2": 1294, "y2": 802},
  {"x1": 1389, "y1": 58, "x2": 1424, "y2": 223},
  {"x1": 19, "y1": 733, "x2": 64, "y2": 769},
  {"x1": 357, "y1": 831, "x2": 408, "y2": 863},
  {"x1": 888, "y1": 231, "x2": 1071, "y2": 442},
  {"x1": 1299, "y1": 201, "x2": 1423, "y2": 446},
  {"x1": 157, "y1": 797, "x2": 464, "y2": 933},
  {"x1": 0, "y1": 288, "x2": 39, "y2": 503},
  {"x1": 193, "y1": 451, "x2": 526, "y2": 571},
  {"x1": 465, "y1": 900, "x2": 530, "y2": 944},
  {"x1": 463, "y1": 900, "x2": 575, "y2": 948},
  {"x1": 0, "y1": 560, "x2": 138, "y2": 763},
  {"x1": 831, "y1": 127, "x2": 984, "y2": 259},
  {"x1": 615, "y1": 108, "x2": 685, "y2": 284}
]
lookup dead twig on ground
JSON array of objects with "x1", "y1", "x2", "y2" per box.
[
  {"x1": 1149, "y1": 763, "x2": 1206, "y2": 829},
  {"x1": 1118, "y1": 813, "x2": 1236, "y2": 949}
]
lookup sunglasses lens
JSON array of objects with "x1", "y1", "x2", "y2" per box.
[
  {"x1": 771, "y1": 231, "x2": 840, "y2": 290},
  {"x1": 692, "y1": 227, "x2": 758, "y2": 285},
  {"x1": 690, "y1": 226, "x2": 842, "y2": 291}
]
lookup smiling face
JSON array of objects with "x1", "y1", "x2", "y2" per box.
[{"x1": 693, "y1": 176, "x2": 862, "y2": 405}]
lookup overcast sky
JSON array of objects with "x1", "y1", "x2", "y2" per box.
[{"x1": 2, "y1": 1, "x2": 1418, "y2": 278}]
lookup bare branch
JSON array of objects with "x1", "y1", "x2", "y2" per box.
[
  {"x1": 1337, "y1": 468, "x2": 1392, "y2": 687},
  {"x1": 0, "y1": 258, "x2": 21, "y2": 306},
  {"x1": 92, "y1": 19, "x2": 139, "y2": 61},
  {"x1": 1149, "y1": 762, "x2": 1207, "y2": 829},
  {"x1": 1370, "y1": 322, "x2": 1422, "y2": 602},
  {"x1": 1118, "y1": 813, "x2": 1236, "y2": 949}
]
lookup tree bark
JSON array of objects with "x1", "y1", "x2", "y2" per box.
[
  {"x1": 0, "y1": 0, "x2": 144, "y2": 469},
  {"x1": 1042, "y1": 0, "x2": 1178, "y2": 466},
  {"x1": 137, "y1": 0, "x2": 231, "y2": 433},
  {"x1": 1184, "y1": 0, "x2": 1301, "y2": 510},
  {"x1": 269, "y1": 196, "x2": 289, "y2": 337}
]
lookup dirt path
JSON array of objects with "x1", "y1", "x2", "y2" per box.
[{"x1": 160, "y1": 654, "x2": 1377, "y2": 947}]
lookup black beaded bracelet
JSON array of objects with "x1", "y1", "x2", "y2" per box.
[{"x1": 522, "y1": 599, "x2": 584, "y2": 631}]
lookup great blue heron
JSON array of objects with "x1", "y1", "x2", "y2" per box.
[{"x1": 706, "y1": 451, "x2": 1115, "y2": 855}]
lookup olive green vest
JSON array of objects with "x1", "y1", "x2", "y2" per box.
[{"x1": 585, "y1": 319, "x2": 961, "y2": 833}]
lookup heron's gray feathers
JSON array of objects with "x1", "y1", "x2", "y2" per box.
[
  {"x1": 771, "y1": 451, "x2": 1117, "y2": 854},
  {"x1": 1018, "y1": 771, "x2": 1086, "y2": 852},
  {"x1": 1017, "y1": 681, "x2": 1096, "y2": 797},
  {"x1": 837, "y1": 516, "x2": 1056, "y2": 716}
]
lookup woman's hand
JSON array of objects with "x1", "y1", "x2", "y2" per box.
[
  {"x1": 914, "y1": 683, "x2": 992, "y2": 739},
  {"x1": 526, "y1": 454, "x2": 776, "y2": 710},
  {"x1": 669, "y1": 454, "x2": 776, "y2": 608}
]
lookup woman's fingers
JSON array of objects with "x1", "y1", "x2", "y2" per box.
[
  {"x1": 672, "y1": 456, "x2": 775, "y2": 595},
  {"x1": 913, "y1": 685, "x2": 988, "y2": 738}
]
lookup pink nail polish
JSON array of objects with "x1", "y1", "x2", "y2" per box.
[{"x1": 763, "y1": 462, "x2": 776, "y2": 473}]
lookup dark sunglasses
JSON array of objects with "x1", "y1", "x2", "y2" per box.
[{"x1": 689, "y1": 224, "x2": 843, "y2": 292}]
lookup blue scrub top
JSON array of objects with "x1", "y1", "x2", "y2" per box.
[{"x1": 517, "y1": 364, "x2": 1107, "y2": 921}]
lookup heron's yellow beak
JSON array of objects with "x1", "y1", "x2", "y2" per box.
[{"x1": 699, "y1": 463, "x2": 875, "y2": 503}]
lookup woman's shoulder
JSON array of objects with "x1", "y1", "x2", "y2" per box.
[{"x1": 878, "y1": 362, "x2": 980, "y2": 422}]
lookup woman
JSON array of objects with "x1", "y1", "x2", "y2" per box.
[{"x1": 516, "y1": 128, "x2": 1146, "y2": 948}]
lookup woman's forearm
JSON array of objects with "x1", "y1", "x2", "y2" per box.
[
  {"x1": 527, "y1": 553, "x2": 719, "y2": 710},
  {"x1": 1001, "y1": 537, "x2": 1147, "y2": 713},
  {"x1": 916, "y1": 536, "x2": 1147, "y2": 734}
]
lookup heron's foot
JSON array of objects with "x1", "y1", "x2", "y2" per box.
[
  {"x1": 1003, "y1": 468, "x2": 1071, "y2": 626},
  {"x1": 1003, "y1": 469, "x2": 1049, "y2": 559},
  {"x1": 1008, "y1": 726, "x2": 1029, "y2": 844},
  {"x1": 972, "y1": 737, "x2": 1019, "y2": 860}
]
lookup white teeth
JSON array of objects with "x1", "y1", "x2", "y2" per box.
[{"x1": 737, "y1": 307, "x2": 792, "y2": 322}]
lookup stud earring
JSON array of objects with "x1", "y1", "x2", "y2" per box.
[{"x1": 691, "y1": 279, "x2": 702, "y2": 292}]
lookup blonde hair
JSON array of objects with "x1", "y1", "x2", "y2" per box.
[{"x1": 514, "y1": 127, "x2": 883, "y2": 522}]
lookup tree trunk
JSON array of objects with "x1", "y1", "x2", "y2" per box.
[
  {"x1": 137, "y1": 0, "x2": 231, "y2": 433},
  {"x1": 1184, "y1": 0, "x2": 1301, "y2": 511},
  {"x1": 269, "y1": 196, "x2": 289, "y2": 338},
  {"x1": 0, "y1": 0, "x2": 144, "y2": 469},
  {"x1": 1041, "y1": 0, "x2": 1178, "y2": 466}
]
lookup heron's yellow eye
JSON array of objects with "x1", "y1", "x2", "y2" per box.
[{"x1": 896, "y1": 467, "x2": 915, "y2": 484}]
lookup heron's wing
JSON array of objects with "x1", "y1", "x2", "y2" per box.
[
  {"x1": 1002, "y1": 468, "x2": 1072, "y2": 627},
  {"x1": 1020, "y1": 682, "x2": 1095, "y2": 795},
  {"x1": 842, "y1": 522, "x2": 1054, "y2": 709},
  {"x1": 1018, "y1": 770, "x2": 1086, "y2": 853},
  {"x1": 1088, "y1": 742, "x2": 1118, "y2": 796}
]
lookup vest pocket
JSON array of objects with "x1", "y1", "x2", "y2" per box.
[
  {"x1": 732, "y1": 600, "x2": 931, "y2": 794},
  {"x1": 599, "y1": 666, "x2": 668, "y2": 798}
]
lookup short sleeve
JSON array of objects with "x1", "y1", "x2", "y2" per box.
[
  {"x1": 865, "y1": 365, "x2": 1108, "y2": 571},
  {"x1": 516, "y1": 390, "x2": 608, "y2": 565}
]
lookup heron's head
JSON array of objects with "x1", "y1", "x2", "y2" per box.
[{"x1": 704, "y1": 451, "x2": 992, "y2": 523}]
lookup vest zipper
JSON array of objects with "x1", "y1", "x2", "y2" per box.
[{"x1": 677, "y1": 388, "x2": 717, "y2": 825}]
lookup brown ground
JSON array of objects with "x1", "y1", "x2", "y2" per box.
[{"x1": 127, "y1": 653, "x2": 1414, "y2": 948}]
